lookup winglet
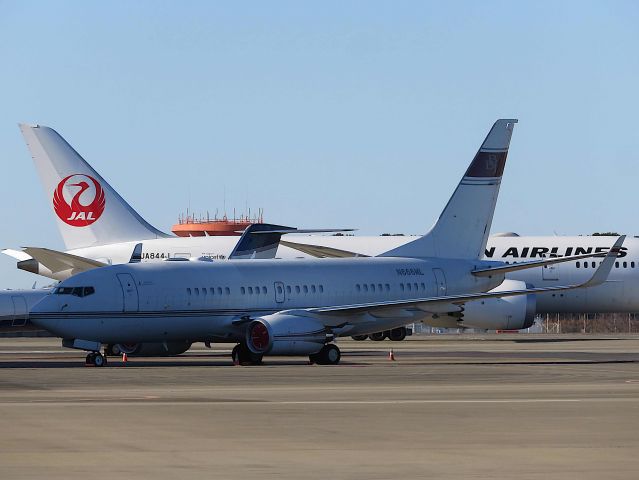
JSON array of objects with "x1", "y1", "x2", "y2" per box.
[
  {"x1": 129, "y1": 243, "x2": 142, "y2": 263},
  {"x1": 581, "y1": 235, "x2": 625, "y2": 288}
]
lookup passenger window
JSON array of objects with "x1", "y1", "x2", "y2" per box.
[
  {"x1": 615, "y1": 262, "x2": 619, "y2": 268},
  {"x1": 218, "y1": 287, "x2": 223, "y2": 295},
  {"x1": 303, "y1": 285, "x2": 309, "y2": 294},
  {"x1": 296, "y1": 286, "x2": 301, "y2": 293},
  {"x1": 576, "y1": 262, "x2": 580, "y2": 268},
  {"x1": 241, "y1": 287, "x2": 246, "y2": 295},
  {"x1": 286, "y1": 286, "x2": 292, "y2": 294},
  {"x1": 195, "y1": 288, "x2": 199, "y2": 296},
  {"x1": 385, "y1": 284, "x2": 390, "y2": 291},
  {"x1": 363, "y1": 284, "x2": 368, "y2": 292},
  {"x1": 187, "y1": 288, "x2": 192, "y2": 295},
  {"x1": 378, "y1": 283, "x2": 382, "y2": 291},
  {"x1": 311, "y1": 285, "x2": 316, "y2": 293},
  {"x1": 319, "y1": 285, "x2": 324, "y2": 293},
  {"x1": 370, "y1": 284, "x2": 375, "y2": 292},
  {"x1": 407, "y1": 283, "x2": 412, "y2": 291},
  {"x1": 248, "y1": 287, "x2": 253, "y2": 295},
  {"x1": 254, "y1": 286, "x2": 260, "y2": 294},
  {"x1": 210, "y1": 288, "x2": 215, "y2": 295},
  {"x1": 262, "y1": 286, "x2": 267, "y2": 294},
  {"x1": 225, "y1": 287, "x2": 230, "y2": 295},
  {"x1": 624, "y1": 262, "x2": 628, "y2": 268},
  {"x1": 400, "y1": 283, "x2": 404, "y2": 291},
  {"x1": 356, "y1": 284, "x2": 361, "y2": 292},
  {"x1": 633, "y1": 262, "x2": 636, "y2": 268},
  {"x1": 202, "y1": 288, "x2": 207, "y2": 296},
  {"x1": 420, "y1": 283, "x2": 425, "y2": 290},
  {"x1": 414, "y1": 283, "x2": 418, "y2": 291},
  {"x1": 592, "y1": 262, "x2": 596, "y2": 268}
]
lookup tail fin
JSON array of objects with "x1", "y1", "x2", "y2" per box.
[
  {"x1": 19, "y1": 124, "x2": 169, "y2": 250},
  {"x1": 380, "y1": 119, "x2": 518, "y2": 259}
]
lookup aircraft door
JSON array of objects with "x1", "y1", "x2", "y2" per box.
[
  {"x1": 542, "y1": 264, "x2": 559, "y2": 281},
  {"x1": 117, "y1": 273, "x2": 139, "y2": 312},
  {"x1": 274, "y1": 282, "x2": 285, "y2": 303},
  {"x1": 11, "y1": 296, "x2": 28, "y2": 327},
  {"x1": 432, "y1": 268, "x2": 447, "y2": 296}
]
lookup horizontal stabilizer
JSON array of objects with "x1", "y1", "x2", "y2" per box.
[
  {"x1": 230, "y1": 224, "x2": 356, "y2": 259},
  {"x1": 280, "y1": 241, "x2": 368, "y2": 258},
  {"x1": 21, "y1": 247, "x2": 106, "y2": 274}
]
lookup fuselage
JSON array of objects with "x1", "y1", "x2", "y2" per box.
[
  {"x1": 30, "y1": 256, "x2": 500, "y2": 343},
  {"x1": 63, "y1": 234, "x2": 639, "y2": 313}
]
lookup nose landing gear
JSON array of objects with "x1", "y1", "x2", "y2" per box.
[{"x1": 85, "y1": 351, "x2": 107, "y2": 367}]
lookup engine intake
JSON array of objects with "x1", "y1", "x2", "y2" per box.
[{"x1": 246, "y1": 313, "x2": 328, "y2": 356}]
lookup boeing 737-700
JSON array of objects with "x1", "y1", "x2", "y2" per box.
[{"x1": 25, "y1": 119, "x2": 624, "y2": 366}]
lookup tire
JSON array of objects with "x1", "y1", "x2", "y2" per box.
[
  {"x1": 315, "y1": 344, "x2": 341, "y2": 365},
  {"x1": 93, "y1": 353, "x2": 106, "y2": 367},
  {"x1": 232, "y1": 344, "x2": 263, "y2": 366},
  {"x1": 389, "y1": 327, "x2": 407, "y2": 341},
  {"x1": 369, "y1": 331, "x2": 387, "y2": 341},
  {"x1": 351, "y1": 335, "x2": 368, "y2": 341},
  {"x1": 85, "y1": 352, "x2": 95, "y2": 365}
]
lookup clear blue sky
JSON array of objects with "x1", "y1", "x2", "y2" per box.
[{"x1": 1, "y1": 1, "x2": 638, "y2": 288}]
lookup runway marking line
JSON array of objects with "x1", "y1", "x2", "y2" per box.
[{"x1": 1, "y1": 397, "x2": 638, "y2": 407}]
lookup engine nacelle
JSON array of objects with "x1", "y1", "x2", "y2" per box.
[
  {"x1": 460, "y1": 279, "x2": 536, "y2": 330},
  {"x1": 427, "y1": 280, "x2": 536, "y2": 330},
  {"x1": 246, "y1": 313, "x2": 328, "y2": 356}
]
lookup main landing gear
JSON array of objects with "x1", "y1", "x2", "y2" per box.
[
  {"x1": 231, "y1": 343, "x2": 263, "y2": 366},
  {"x1": 309, "y1": 344, "x2": 341, "y2": 365},
  {"x1": 85, "y1": 351, "x2": 107, "y2": 367}
]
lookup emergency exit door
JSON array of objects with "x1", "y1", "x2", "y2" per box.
[
  {"x1": 117, "y1": 273, "x2": 139, "y2": 312},
  {"x1": 432, "y1": 268, "x2": 447, "y2": 296}
]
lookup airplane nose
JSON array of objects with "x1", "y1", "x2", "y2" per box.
[{"x1": 29, "y1": 298, "x2": 60, "y2": 333}]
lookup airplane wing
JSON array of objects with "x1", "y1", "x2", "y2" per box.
[
  {"x1": 21, "y1": 247, "x2": 106, "y2": 274},
  {"x1": 472, "y1": 236, "x2": 625, "y2": 276},
  {"x1": 230, "y1": 224, "x2": 355, "y2": 259},
  {"x1": 307, "y1": 236, "x2": 621, "y2": 317},
  {"x1": 279, "y1": 240, "x2": 368, "y2": 258}
]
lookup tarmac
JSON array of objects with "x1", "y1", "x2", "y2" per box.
[{"x1": 1, "y1": 335, "x2": 639, "y2": 479}]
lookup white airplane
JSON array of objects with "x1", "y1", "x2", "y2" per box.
[
  {"x1": 1, "y1": 120, "x2": 634, "y2": 346},
  {"x1": 27, "y1": 119, "x2": 624, "y2": 366}
]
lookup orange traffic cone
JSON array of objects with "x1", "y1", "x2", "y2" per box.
[
  {"x1": 122, "y1": 352, "x2": 128, "y2": 365},
  {"x1": 388, "y1": 348, "x2": 395, "y2": 361}
]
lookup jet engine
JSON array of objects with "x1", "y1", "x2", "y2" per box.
[
  {"x1": 430, "y1": 279, "x2": 537, "y2": 330},
  {"x1": 246, "y1": 313, "x2": 329, "y2": 356}
]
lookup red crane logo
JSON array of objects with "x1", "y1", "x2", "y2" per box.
[{"x1": 53, "y1": 174, "x2": 106, "y2": 227}]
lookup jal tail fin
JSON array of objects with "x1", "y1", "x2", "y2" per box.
[
  {"x1": 380, "y1": 119, "x2": 518, "y2": 259},
  {"x1": 19, "y1": 124, "x2": 169, "y2": 250}
]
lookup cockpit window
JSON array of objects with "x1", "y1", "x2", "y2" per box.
[{"x1": 54, "y1": 286, "x2": 95, "y2": 297}]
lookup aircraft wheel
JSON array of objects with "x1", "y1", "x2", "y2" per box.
[
  {"x1": 85, "y1": 352, "x2": 95, "y2": 365},
  {"x1": 314, "y1": 344, "x2": 341, "y2": 365},
  {"x1": 232, "y1": 344, "x2": 263, "y2": 366},
  {"x1": 389, "y1": 327, "x2": 407, "y2": 341},
  {"x1": 369, "y1": 331, "x2": 387, "y2": 341},
  {"x1": 93, "y1": 353, "x2": 107, "y2": 367},
  {"x1": 351, "y1": 335, "x2": 368, "y2": 341}
]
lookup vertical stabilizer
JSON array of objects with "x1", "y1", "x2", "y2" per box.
[
  {"x1": 380, "y1": 119, "x2": 518, "y2": 259},
  {"x1": 19, "y1": 124, "x2": 169, "y2": 250}
]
